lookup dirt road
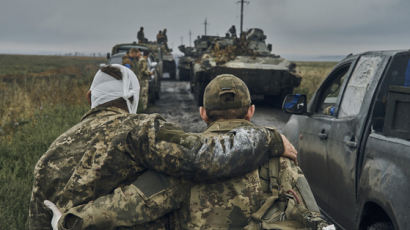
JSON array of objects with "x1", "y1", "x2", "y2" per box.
[{"x1": 147, "y1": 81, "x2": 291, "y2": 133}]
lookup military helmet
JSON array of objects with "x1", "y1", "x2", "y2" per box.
[{"x1": 203, "y1": 74, "x2": 251, "y2": 110}]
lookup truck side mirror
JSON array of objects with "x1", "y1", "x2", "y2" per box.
[
  {"x1": 106, "y1": 52, "x2": 111, "y2": 60},
  {"x1": 267, "y1": 44, "x2": 272, "y2": 52},
  {"x1": 282, "y1": 94, "x2": 307, "y2": 114}
]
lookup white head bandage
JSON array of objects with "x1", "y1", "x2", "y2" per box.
[{"x1": 90, "y1": 64, "x2": 140, "y2": 114}]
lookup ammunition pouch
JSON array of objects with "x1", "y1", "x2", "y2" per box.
[{"x1": 248, "y1": 157, "x2": 325, "y2": 230}]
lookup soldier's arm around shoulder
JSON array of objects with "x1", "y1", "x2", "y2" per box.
[
  {"x1": 57, "y1": 172, "x2": 190, "y2": 230},
  {"x1": 126, "y1": 114, "x2": 285, "y2": 181}
]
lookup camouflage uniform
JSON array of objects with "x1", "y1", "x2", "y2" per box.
[
  {"x1": 137, "y1": 57, "x2": 151, "y2": 111},
  {"x1": 29, "y1": 106, "x2": 282, "y2": 230},
  {"x1": 172, "y1": 74, "x2": 327, "y2": 230},
  {"x1": 176, "y1": 119, "x2": 326, "y2": 230}
]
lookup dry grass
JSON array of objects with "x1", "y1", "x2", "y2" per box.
[
  {"x1": 0, "y1": 55, "x2": 104, "y2": 139},
  {"x1": 293, "y1": 61, "x2": 337, "y2": 100},
  {"x1": 0, "y1": 54, "x2": 104, "y2": 229}
]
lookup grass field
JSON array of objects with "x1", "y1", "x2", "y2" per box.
[
  {"x1": 0, "y1": 55, "x2": 335, "y2": 229},
  {"x1": 0, "y1": 54, "x2": 104, "y2": 229},
  {"x1": 293, "y1": 61, "x2": 337, "y2": 99}
]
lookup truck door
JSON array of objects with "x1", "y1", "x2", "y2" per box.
[
  {"x1": 325, "y1": 55, "x2": 389, "y2": 228},
  {"x1": 299, "y1": 62, "x2": 352, "y2": 211}
]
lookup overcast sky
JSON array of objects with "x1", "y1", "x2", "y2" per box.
[{"x1": 1, "y1": 0, "x2": 410, "y2": 59}]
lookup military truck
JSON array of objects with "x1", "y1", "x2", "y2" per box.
[
  {"x1": 283, "y1": 50, "x2": 410, "y2": 230},
  {"x1": 110, "y1": 42, "x2": 163, "y2": 78},
  {"x1": 190, "y1": 28, "x2": 301, "y2": 106},
  {"x1": 107, "y1": 42, "x2": 161, "y2": 105}
]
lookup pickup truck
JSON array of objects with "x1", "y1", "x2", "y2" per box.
[
  {"x1": 107, "y1": 44, "x2": 162, "y2": 105},
  {"x1": 282, "y1": 50, "x2": 410, "y2": 230}
]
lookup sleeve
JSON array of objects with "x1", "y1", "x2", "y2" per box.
[
  {"x1": 127, "y1": 114, "x2": 284, "y2": 181},
  {"x1": 58, "y1": 171, "x2": 190, "y2": 230}
]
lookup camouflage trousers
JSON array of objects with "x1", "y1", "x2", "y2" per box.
[{"x1": 138, "y1": 80, "x2": 149, "y2": 112}]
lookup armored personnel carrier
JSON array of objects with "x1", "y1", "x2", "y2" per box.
[{"x1": 191, "y1": 28, "x2": 301, "y2": 106}]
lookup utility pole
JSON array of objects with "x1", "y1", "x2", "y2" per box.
[
  {"x1": 237, "y1": 0, "x2": 249, "y2": 34},
  {"x1": 203, "y1": 18, "x2": 208, "y2": 35},
  {"x1": 189, "y1": 30, "x2": 192, "y2": 46}
]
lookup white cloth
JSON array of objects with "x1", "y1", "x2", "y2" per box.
[
  {"x1": 43, "y1": 200, "x2": 61, "y2": 230},
  {"x1": 90, "y1": 64, "x2": 140, "y2": 114}
]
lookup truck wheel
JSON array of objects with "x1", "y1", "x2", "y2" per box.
[
  {"x1": 367, "y1": 222, "x2": 393, "y2": 230},
  {"x1": 264, "y1": 95, "x2": 282, "y2": 108},
  {"x1": 170, "y1": 70, "x2": 176, "y2": 80},
  {"x1": 194, "y1": 82, "x2": 206, "y2": 106}
]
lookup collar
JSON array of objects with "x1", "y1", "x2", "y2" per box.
[
  {"x1": 81, "y1": 106, "x2": 128, "y2": 121},
  {"x1": 205, "y1": 119, "x2": 254, "y2": 133}
]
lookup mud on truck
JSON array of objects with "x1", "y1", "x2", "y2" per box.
[{"x1": 283, "y1": 50, "x2": 410, "y2": 230}]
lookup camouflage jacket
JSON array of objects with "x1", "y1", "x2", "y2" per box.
[
  {"x1": 137, "y1": 58, "x2": 151, "y2": 81},
  {"x1": 122, "y1": 55, "x2": 139, "y2": 75},
  {"x1": 174, "y1": 119, "x2": 327, "y2": 230},
  {"x1": 28, "y1": 107, "x2": 282, "y2": 230}
]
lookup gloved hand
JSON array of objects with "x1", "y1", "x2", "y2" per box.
[{"x1": 44, "y1": 200, "x2": 62, "y2": 230}]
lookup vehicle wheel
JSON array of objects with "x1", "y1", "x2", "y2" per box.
[
  {"x1": 190, "y1": 82, "x2": 194, "y2": 93},
  {"x1": 194, "y1": 82, "x2": 206, "y2": 106},
  {"x1": 155, "y1": 90, "x2": 160, "y2": 100},
  {"x1": 264, "y1": 95, "x2": 282, "y2": 108},
  {"x1": 169, "y1": 69, "x2": 176, "y2": 80},
  {"x1": 149, "y1": 91, "x2": 155, "y2": 104},
  {"x1": 367, "y1": 222, "x2": 393, "y2": 230}
]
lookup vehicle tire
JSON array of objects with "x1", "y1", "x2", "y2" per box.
[
  {"x1": 149, "y1": 89, "x2": 155, "y2": 104},
  {"x1": 367, "y1": 222, "x2": 393, "y2": 230},
  {"x1": 264, "y1": 95, "x2": 282, "y2": 108},
  {"x1": 194, "y1": 81, "x2": 206, "y2": 106}
]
